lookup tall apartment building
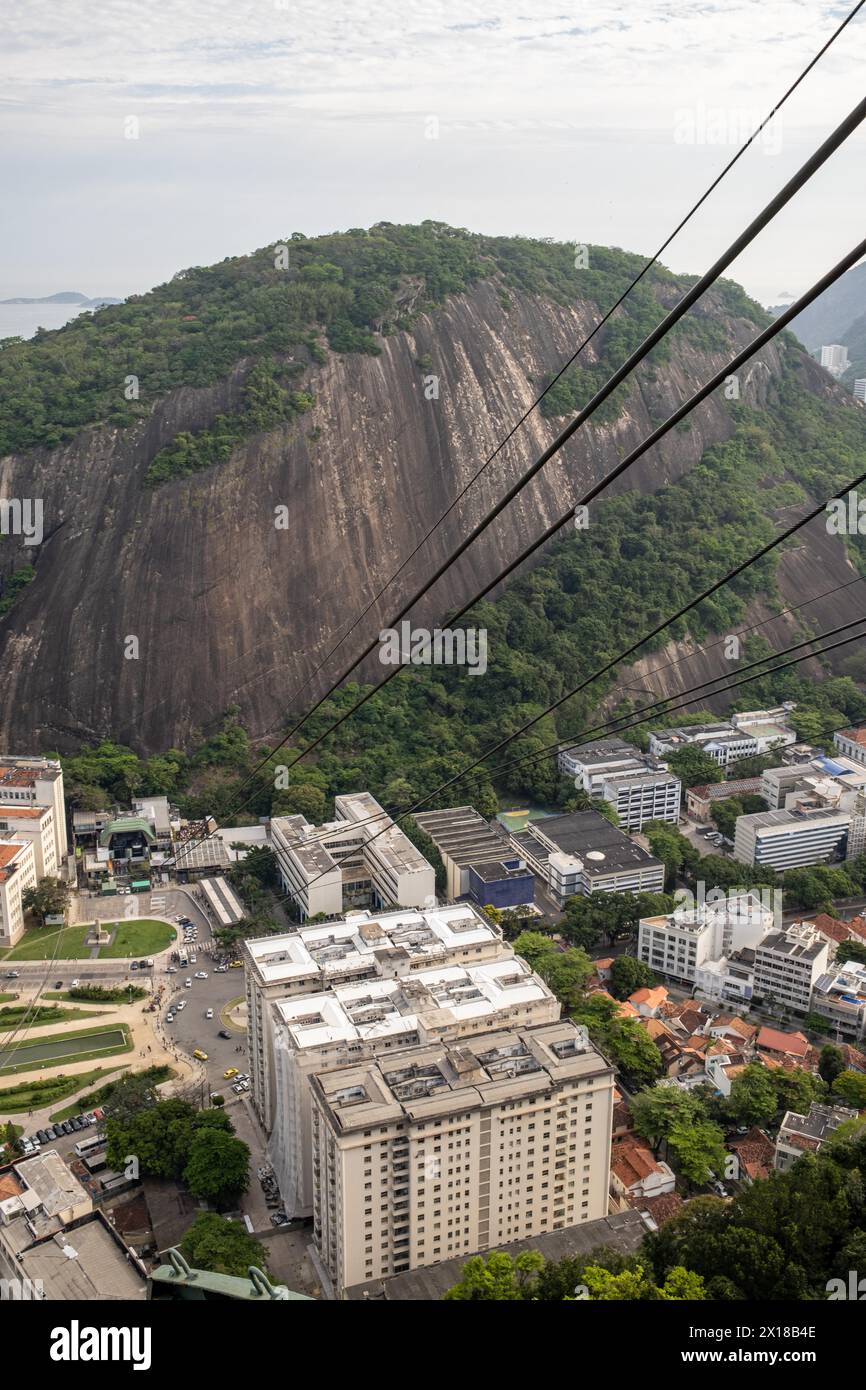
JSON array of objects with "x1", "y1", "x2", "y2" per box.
[
  {"x1": 0, "y1": 802, "x2": 57, "y2": 879},
  {"x1": 637, "y1": 892, "x2": 773, "y2": 999},
  {"x1": 268, "y1": 956, "x2": 559, "y2": 1216},
  {"x1": 733, "y1": 806, "x2": 851, "y2": 870},
  {"x1": 558, "y1": 737, "x2": 681, "y2": 830},
  {"x1": 0, "y1": 835, "x2": 38, "y2": 947},
  {"x1": 0, "y1": 755, "x2": 67, "y2": 867},
  {"x1": 810, "y1": 959, "x2": 866, "y2": 1040},
  {"x1": 753, "y1": 924, "x2": 829, "y2": 1013},
  {"x1": 271, "y1": 792, "x2": 435, "y2": 921},
  {"x1": 309, "y1": 1020, "x2": 615, "y2": 1294},
  {"x1": 854, "y1": 379, "x2": 866, "y2": 404},
  {"x1": 819, "y1": 344, "x2": 850, "y2": 377},
  {"x1": 243, "y1": 903, "x2": 507, "y2": 1130}
]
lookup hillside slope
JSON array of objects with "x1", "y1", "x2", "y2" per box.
[{"x1": 0, "y1": 224, "x2": 863, "y2": 755}]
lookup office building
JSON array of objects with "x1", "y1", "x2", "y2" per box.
[
  {"x1": 268, "y1": 956, "x2": 559, "y2": 1215},
  {"x1": 508, "y1": 809, "x2": 664, "y2": 905},
  {"x1": 243, "y1": 903, "x2": 507, "y2": 1129},
  {"x1": 637, "y1": 891, "x2": 773, "y2": 998},
  {"x1": 309, "y1": 1020, "x2": 615, "y2": 1294},
  {"x1": 753, "y1": 924, "x2": 830, "y2": 1013},
  {"x1": 414, "y1": 806, "x2": 514, "y2": 900},
  {"x1": 0, "y1": 755, "x2": 67, "y2": 868},
  {"x1": 648, "y1": 707, "x2": 796, "y2": 769},
  {"x1": 0, "y1": 835, "x2": 37, "y2": 947},
  {"x1": 733, "y1": 805, "x2": 850, "y2": 870},
  {"x1": 271, "y1": 792, "x2": 435, "y2": 921},
  {"x1": 559, "y1": 738, "x2": 681, "y2": 830},
  {"x1": 819, "y1": 344, "x2": 849, "y2": 377},
  {"x1": 761, "y1": 752, "x2": 866, "y2": 813},
  {"x1": 774, "y1": 1102, "x2": 857, "y2": 1171}
]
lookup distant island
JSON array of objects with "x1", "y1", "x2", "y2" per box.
[{"x1": 0, "y1": 291, "x2": 122, "y2": 307}]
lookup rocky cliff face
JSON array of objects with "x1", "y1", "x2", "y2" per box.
[{"x1": 0, "y1": 277, "x2": 852, "y2": 754}]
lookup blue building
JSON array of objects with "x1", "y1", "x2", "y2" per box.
[{"x1": 467, "y1": 857, "x2": 535, "y2": 910}]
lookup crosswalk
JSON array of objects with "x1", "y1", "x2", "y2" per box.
[{"x1": 151, "y1": 895, "x2": 167, "y2": 913}]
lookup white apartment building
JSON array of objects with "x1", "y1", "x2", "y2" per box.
[
  {"x1": 834, "y1": 727, "x2": 866, "y2": 767},
  {"x1": 0, "y1": 803, "x2": 57, "y2": 879},
  {"x1": 733, "y1": 806, "x2": 851, "y2": 871},
  {"x1": 0, "y1": 835, "x2": 38, "y2": 947},
  {"x1": 854, "y1": 379, "x2": 866, "y2": 403},
  {"x1": 271, "y1": 792, "x2": 435, "y2": 921},
  {"x1": 648, "y1": 707, "x2": 796, "y2": 769},
  {"x1": 637, "y1": 892, "x2": 774, "y2": 995},
  {"x1": 820, "y1": 344, "x2": 850, "y2": 377},
  {"x1": 309, "y1": 1020, "x2": 615, "y2": 1294},
  {"x1": 775, "y1": 1102, "x2": 857, "y2": 1172},
  {"x1": 753, "y1": 924, "x2": 829, "y2": 1013},
  {"x1": 243, "y1": 903, "x2": 507, "y2": 1131},
  {"x1": 268, "y1": 957, "x2": 559, "y2": 1217},
  {"x1": 809, "y1": 960, "x2": 866, "y2": 1040},
  {"x1": 0, "y1": 755, "x2": 67, "y2": 867},
  {"x1": 558, "y1": 736, "x2": 682, "y2": 829}
]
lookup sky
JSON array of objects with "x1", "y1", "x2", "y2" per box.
[{"x1": 1, "y1": 0, "x2": 865, "y2": 306}]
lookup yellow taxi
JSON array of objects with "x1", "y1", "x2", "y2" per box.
[
  {"x1": 223, "y1": 1067, "x2": 239, "y2": 1079},
  {"x1": 193, "y1": 1049, "x2": 209, "y2": 1061},
  {"x1": 229, "y1": 960, "x2": 243, "y2": 969}
]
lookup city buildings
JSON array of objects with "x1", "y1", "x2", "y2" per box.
[
  {"x1": 854, "y1": 379, "x2": 866, "y2": 403},
  {"x1": 243, "y1": 903, "x2": 507, "y2": 1130},
  {"x1": 267, "y1": 956, "x2": 559, "y2": 1215},
  {"x1": 774, "y1": 1102, "x2": 857, "y2": 1172},
  {"x1": 413, "y1": 806, "x2": 516, "y2": 901},
  {"x1": 558, "y1": 737, "x2": 681, "y2": 830},
  {"x1": 819, "y1": 344, "x2": 850, "y2": 377},
  {"x1": 835, "y1": 726, "x2": 866, "y2": 767},
  {"x1": 752, "y1": 924, "x2": 830, "y2": 1014},
  {"x1": 733, "y1": 805, "x2": 851, "y2": 870},
  {"x1": 810, "y1": 959, "x2": 866, "y2": 1040},
  {"x1": 508, "y1": 809, "x2": 665, "y2": 904},
  {"x1": 271, "y1": 793, "x2": 435, "y2": 921},
  {"x1": 465, "y1": 858, "x2": 535, "y2": 910},
  {"x1": 0, "y1": 754, "x2": 68, "y2": 870},
  {"x1": 648, "y1": 707, "x2": 796, "y2": 769},
  {"x1": 308, "y1": 1020, "x2": 615, "y2": 1294},
  {"x1": 0, "y1": 835, "x2": 37, "y2": 947},
  {"x1": 637, "y1": 892, "x2": 774, "y2": 999},
  {"x1": 685, "y1": 777, "x2": 763, "y2": 823}
]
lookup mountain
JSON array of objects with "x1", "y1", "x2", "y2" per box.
[
  {"x1": 0, "y1": 222, "x2": 865, "y2": 757},
  {"x1": 0, "y1": 292, "x2": 122, "y2": 306},
  {"x1": 769, "y1": 259, "x2": 866, "y2": 357}
]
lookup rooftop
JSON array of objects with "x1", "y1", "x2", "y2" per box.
[
  {"x1": 414, "y1": 805, "x2": 511, "y2": 868},
  {"x1": 756, "y1": 1026, "x2": 810, "y2": 1058},
  {"x1": 18, "y1": 1217, "x2": 146, "y2": 1300},
  {"x1": 14, "y1": 1150, "x2": 90, "y2": 1217},
  {"x1": 516, "y1": 809, "x2": 663, "y2": 877},
  {"x1": 779, "y1": 1101, "x2": 858, "y2": 1143}
]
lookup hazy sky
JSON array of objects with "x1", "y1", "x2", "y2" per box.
[{"x1": 2, "y1": 0, "x2": 864, "y2": 305}]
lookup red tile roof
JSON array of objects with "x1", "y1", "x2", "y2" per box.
[{"x1": 757, "y1": 1026, "x2": 809, "y2": 1058}]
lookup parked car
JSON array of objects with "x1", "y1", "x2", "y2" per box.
[
  {"x1": 166, "y1": 1013, "x2": 175, "y2": 1023},
  {"x1": 176, "y1": 1000, "x2": 186, "y2": 1011},
  {"x1": 193, "y1": 1049, "x2": 209, "y2": 1061},
  {"x1": 54, "y1": 980, "x2": 63, "y2": 989},
  {"x1": 70, "y1": 1117, "x2": 84, "y2": 1131},
  {"x1": 36, "y1": 1129, "x2": 49, "y2": 1144},
  {"x1": 224, "y1": 1068, "x2": 239, "y2": 1080},
  {"x1": 61, "y1": 1121, "x2": 74, "y2": 1136},
  {"x1": 130, "y1": 961, "x2": 139, "y2": 970},
  {"x1": 205, "y1": 1008, "x2": 214, "y2": 1019},
  {"x1": 218, "y1": 1029, "x2": 232, "y2": 1040},
  {"x1": 71, "y1": 979, "x2": 80, "y2": 987},
  {"x1": 4, "y1": 970, "x2": 19, "y2": 979},
  {"x1": 184, "y1": 978, "x2": 193, "y2": 988},
  {"x1": 166, "y1": 966, "x2": 177, "y2": 974}
]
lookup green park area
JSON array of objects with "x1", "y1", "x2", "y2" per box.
[
  {"x1": 50, "y1": 1064, "x2": 175, "y2": 1122},
  {"x1": 0, "y1": 1022, "x2": 132, "y2": 1079},
  {"x1": 0, "y1": 1065, "x2": 128, "y2": 1115},
  {"x1": 0, "y1": 1003, "x2": 109, "y2": 1030},
  {"x1": 2, "y1": 916, "x2": 176, "y2": 962}
]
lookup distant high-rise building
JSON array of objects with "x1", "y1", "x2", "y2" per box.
[
  {"x1": 853, "y1": 378, "x2": 866, "y2": 403},
  {"x1": 820, "y1": 344, "x2": 850, "y2": 378}
]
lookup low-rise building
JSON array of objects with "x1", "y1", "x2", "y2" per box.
[
  {"x1": 810, "y1": 960, "x2": 866, "y2": 1040},
  {"x1": 509, "y1": 809, "x2": 664, "y2": 905},
  {"x1": 310, "y1": 1020, "x2": 615, "y2": 1295},
  {"x1": 0, "y1": 755, "x2": 68, "y2": 866},
  {"x1": 686, "y1": 777, "x2": 762, "y2": 823},
  {"x1": 774, "y1": 1101, "x2": 857, "y2": 1171},
  {"x1": 649, "y1": 708, "x2": 796, "y2": 770},
  {"x1": 558, "y1": 738, "x2": 681, "y2": 830},
  {"x1": 610, "y1": 1137, "x2": 676, "y2": 1202},
  {"x1": 835, "y1": 726, "x2": 866, "y2": 767},
  {"x1": 413, "y1": 806, "x2": 513, "y2": 901},
  {"x1": 465, "y1": 857, "x2": 535, "y2": 911},
  {"x1": 733, "y1": 805, "x2": 850, "y2": 871},
  {"x1": 272, "y1": 792, "x2": 435, "y2": 921},
  {"x1": 755, "y1": 1025, "x2": 810, "y2": 1065}
]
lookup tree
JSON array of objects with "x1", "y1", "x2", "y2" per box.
[
  {"x1": 580, "y1": 1262, "x2": 705, "y2": 1300},
  {"x1": 443, "y1": 1250, "x2": 544, "y2": 1300},
  {"x1": 105, "y1": 1098, "x2": 197, "y2": 1179},
  {"x1": 832, "y1": 1070, "x2": 866, "y2": 1109},
  {"x1": 101, "y1": 1072, "x2": 161, "y2": 1125},
  {"x1": 512, "y1": 931, "x2": 557, "y2": 970},
  {"x1": 21, "y1": 877, "x2": 69, "y2": 926},
  {"x1": 710, "y1": 798, "x2": 743, "y2": 841},
  {"x1": 663, "y1": 747, "x2": 724, "y2": 789},
  {"x1": 533, "y1": 947, "x2": 594, "y2": 1009},
  {"x1": 724, "y1": 1063, "x2": 779, "y2": 1128},
  {"x1": 609, "y1": 955, "x2": 656, "y2": 1001},
  {"x1": 818, "y1": 1044, "x2": 846, "y2": 1088},
  {"x1": 630, "y1": 1086, "x2": 706, "y2": 1148},
  {"x1": 836, "y1": 939, "x2": 866, "y2": 967},
  {"x1": 271, "y1": 782, "x2": 326, "y2": 821},
  {"x1": 179, "y1": 1212, "x2": 269, "y2": 1277},
  {"x1": 183, "y1": 1128, "x2": 250, "y2": 1206},
  {"x1": 667, "y1": 1119, "x2": 727, "y2": 1186}
]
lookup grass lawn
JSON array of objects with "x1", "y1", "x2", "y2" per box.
[
  {"x1": 0, "y1": 1004, "x2": 109, "y2": 1030},
  {"x1": 0, "y1": 1065, "x2": 126, "y2": 1114},
  {"x1": 43, "y1": 986, "x2": 147, "y2": 1004},
  {"x1": 0, "y1": 1022, "x2": 132, "y2": 1079},
  {"x1": 98, "y1": 919, "x2": 176, "y2": 957},
  {"x1": 3, "y1": 923, "x2": 96, "y2": 961},
  {"x1": 50, "y1": 1064, "x2": 175, "y2": 1122}
]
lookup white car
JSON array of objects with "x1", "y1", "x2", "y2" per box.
[
  {"x1": 166, "y1": 1013, "x2": 175, "y2": 1023},
  {"x1": 176, "y1": 1000, "x2": 186, "y2": 1011},
  {"x1": 195, "y1": 970, "x2": 208, "y2": 979},
  {"x1": 205, "y1": 1008, "x2": 214, "y2": 1019},
  {"x1": 166, "y1": 966, "x2": 177, "y2": 974},
  {"x1": 184, "y1": 978, "x2": 193, "y2": 988},
  {"x1": 71, "y1": 979, "x2": 80, "y2": 987}
]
